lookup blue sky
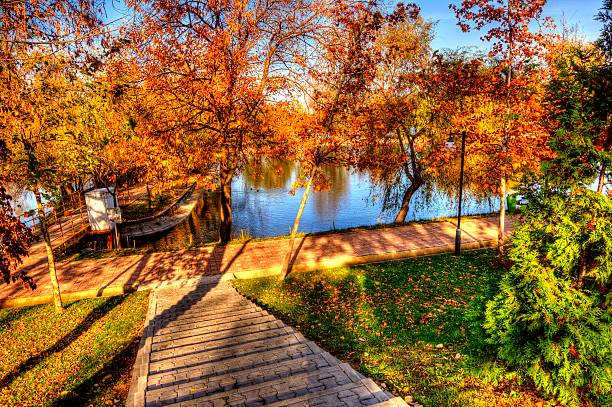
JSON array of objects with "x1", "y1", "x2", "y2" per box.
[
  {"x1": 431, "y1": 0, "x2": 605, "y2": 51},
  {"x1": 104, "y1": 0, "x2": 606, "y2": 51}
]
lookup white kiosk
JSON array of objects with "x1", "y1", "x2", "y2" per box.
[
  {"x1": 84, "y1": 188, "x2": 122, "y2": 248},
  {"x1": 84, "y1": 188, "x2": 118, "y2": 231}
]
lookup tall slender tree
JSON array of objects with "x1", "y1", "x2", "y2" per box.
[
  {"x1": 451, "y1": 0, "x2": 554, "y2": 254},
  {"x1": 278, "y1": 0, "x2": 385, "y2": 277},
  {"x1": 1, "y1": 1, "x2": 105, "y2": 310},
  {"x1": 1, "y1": 55, "x2": 89, "y2": 311}
]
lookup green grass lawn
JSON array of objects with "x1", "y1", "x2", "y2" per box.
[
  {"x1": 0, "y1": 291, "x2": 149, "y2": 407},
  {"x1": 232, "y1": 250, "x2": 548, "y2": 407}
]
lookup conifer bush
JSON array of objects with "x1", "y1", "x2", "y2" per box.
[{"x1": 484, "y1": 188, "x2": 611, "y2": 406}]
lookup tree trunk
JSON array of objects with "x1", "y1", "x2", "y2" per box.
[
  {"x1": 394, "y1": 178, "x2": 424, "y2": 224},
  {"x1": 34, "y1": 188, "x2": 63, "y2": 312},
  {"x1": 146, "y1": 182, "x2": 152, "y2": 210},
  {"x1": 114, "y1": 223, "x2": 122, "y2": 250},
  {"x1": 60, "y1": 184, "x2": 75, "y2": 211},
  {"x1": 219, "y1": 180, "x2": 232, "y2": 244},
  {"x1": 497, "y1": 175, "x2": 507, "y2": 256},
  {"x1": 281, "y1": 168, "x2": 316, "y2": 279},
  {"x1": 597, "y1": 164, "x2": 606, "y2": 193}
]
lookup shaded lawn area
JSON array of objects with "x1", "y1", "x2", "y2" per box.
[
  {"x1": 0, "y1": 291, "x2": 149, "y2": 406},
  {"x1": 232, "y1": 250, "x2": 548, "y2": 407}
]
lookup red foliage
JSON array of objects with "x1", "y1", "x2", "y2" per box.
[{"x1": 0, "y1": 186, "x2": 35, "y2": 289}]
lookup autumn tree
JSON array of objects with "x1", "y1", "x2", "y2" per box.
[
  {"x1": 451, "y1": 0, "x2": 554, "y2": 253},
  {"x1": 418, "y1": 51, "x2": 498, "y2": 195},
  {"x1": 0, "y1": 1, "x2": 105, "y2": 310},
  {"x1": 2, "y1": 33, "x2": 107, "y2": 312},
  {"x1": 277, "y1": 1, "x2": 386, "y2": 277},
  {"x1": 0, "y1": 55, "x2": 94, "y2": 311},
  {"x1": 356, "y1": 4, "x2": 435, "y2": 223},
  {"x1": 426, "y1": 49, "x2": 551, "y2": 201},
  {"x1": 122, "y1": 0, "x2": 325, "y2": 243},
  {"x1": 63, "y1": 72, "x2": 181, "y2": 209}
]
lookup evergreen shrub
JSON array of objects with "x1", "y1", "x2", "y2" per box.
[{"x1": 484, "y1": 188, "x2": 611, "y2": 405}]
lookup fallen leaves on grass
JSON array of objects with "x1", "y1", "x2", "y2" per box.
[
  {"x1": 0, "y1": 291, "x2": 149, "y2": 406},
  {"x1": 233, "y1": 250, "x2": 550, "y2": 407}
]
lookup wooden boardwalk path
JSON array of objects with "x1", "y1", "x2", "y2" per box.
[
  {"x1": 121, "y1": 188, "x2": 201, "y2": 239},
  {"x1": 14, "y1": 207, "x2": 90, "y2": 284},
  {"x1": 16, "y1": 182, "x2": 155, "y2": 277},
  {"x1": 127, "y1": 278, "x2": 406, "y2": 407}
]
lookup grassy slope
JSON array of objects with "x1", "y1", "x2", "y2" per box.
[
  {"x1": 0, "y1": 291, "x2": 149, "y2": 407},
  {"x1": 232, "y1": 250, "x2": 547, "y2": 407}
]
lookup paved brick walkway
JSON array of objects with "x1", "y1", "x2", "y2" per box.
[
  {"x1": 0, "y1": 216, "x2": 515, "y2": 304},
  {"x1": 127, "y1": 277, "x2": 407, "y2": 406}
]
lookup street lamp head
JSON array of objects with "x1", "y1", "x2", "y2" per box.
[{"x1": 445, "y1": 134, "x2": 455, "y2": 150}]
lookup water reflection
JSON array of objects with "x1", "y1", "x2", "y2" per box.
[
  {"x1": 134, "y1": 193, "x2": 220, "y2": 251},
  {"x1": 312, "y1": 166, "x2": 350, "y2": 219},
  {"x1": 231, "y1": 161, "x2": 498, "y2": 239},
  {"x1": 135, "y1": 160, "x2": 500, "y2": 249},
  {"x1": 242, "y1": 159, "x2": 295, "y2": 190}
]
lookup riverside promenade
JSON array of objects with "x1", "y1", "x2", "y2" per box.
[{"x1": 0, "y1": 216, "x2": 515, "y2": 307}]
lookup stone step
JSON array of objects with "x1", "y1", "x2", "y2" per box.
[
  {"x1": 151, "y1": 319, "x2": 287, "y2": 352},
  {"x1": 147, "y1": 341, "x2": 322, "y2": 385},
  {"x1": 127, "y1": 283, "x2": 407, "y2": 407},
  {"x1": 154, "y1": 291, "x2": 248, "y2": 312},
  {"x1": 162, "y1": 282, "x2": 234, "y2": 293},
  {"x1": 372, "y1": 397, "x2": 410, "y2": 406},
  {"x1": 148, "y1": 331, "x2": 307, "y2": 375},
  {"x1": 158, "y1": 303, "x2": 264, "y2": 328},
  {"x1": 266, "y1": 378, "x2": 391, "y2": 407},
  {"x1": 156, "y1": 284, "x2": 233, "y2": 296},
  {"x1": 154, "y1": 298, "x2": 253, "y2": 320},
  {"x1": 153, "y1": 362, "x2": 363, "y2": 407},
  {"x1": 151, "y1": 314, "x2": 278, "y2": 344},
  {"x1": 155, "y1": 308, "x2": 269, "y2": 335},
  {"x1": 155, "y1": 288, "x2": 249, "y2": 304},
  {"x1": 150, "y1": 325, "x2": 297, "y2": 362},
  {"x1": 147, "y1": 351, "x2": 339, "y2": 396},
  {"x1": 153, "y1": 285, "x2": 241, "y2": 303},
  {"x1": 154, "y1": 284, "x2": 234, "y2": 301}
]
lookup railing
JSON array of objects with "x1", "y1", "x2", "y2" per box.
[
  {"x1": 19, "y1": 193, "x2": 90, "y2": 253},
  {"x1": 18, "y1": 182, "x2": 184, "y2": 253},
  {"x1": 119, "y1": 182, "x2": 195, "y2": 226}
]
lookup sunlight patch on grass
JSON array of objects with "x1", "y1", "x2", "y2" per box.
[{"x1": 0, "y1": 291, "x2": 149, "y2": 406}]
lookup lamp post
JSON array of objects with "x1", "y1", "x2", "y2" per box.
[{"x1": 446, "y1": 130, "x2": 467, "y2": 255}]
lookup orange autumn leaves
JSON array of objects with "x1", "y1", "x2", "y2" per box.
[
  {"x1": 425, "y1": 54, "x2": 551, "y2": 195},
  {"x1": 118, "y1": 0, "x2": 329, "y2": 242}
]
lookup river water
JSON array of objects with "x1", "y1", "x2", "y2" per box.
[{"x1": 140, "y1": 162, "x2": 499, "y2": 250}]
